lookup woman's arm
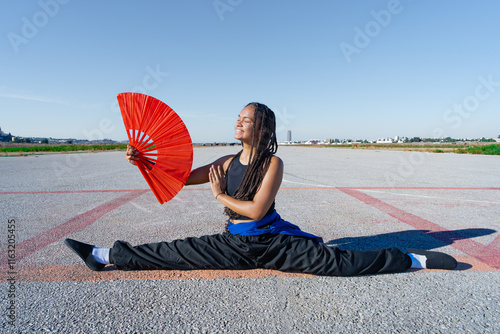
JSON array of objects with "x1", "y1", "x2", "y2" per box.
[
  {"x1": 126, "y1": 145, "x2": 233, "y2": 186},
  {"x1": 185, "y1": 154, "x2": 234, "y2": 186},
  {"x1": 209, "y1": 156, "x2": 283, "y2": 221}
]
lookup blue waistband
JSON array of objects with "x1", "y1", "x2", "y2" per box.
[{"x1": 227, "y1": 210, "x2": 323, "y2": 243}]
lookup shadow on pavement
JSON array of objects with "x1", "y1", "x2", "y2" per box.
[
  {"x1": 326, "y1": 228, "x2": 497, "y2": 270},
  {"x1": 325, "y1": 228, "x2": 496, "y2": 252}
]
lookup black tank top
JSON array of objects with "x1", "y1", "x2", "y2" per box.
[{"x1": 226, "y1": 155, "x2": 275, "y2": 220}]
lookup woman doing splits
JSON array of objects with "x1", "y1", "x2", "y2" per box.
[{"x1": 65, "y1": 103, "x2": 457, "y2": 275}]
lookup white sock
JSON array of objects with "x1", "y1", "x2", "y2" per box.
[
  {"x1": 92, "y1": 247, "x2": 110, "y2": 264},
  {"x1": 408, "y1": 253, "x2": 427, "y2": 269}
]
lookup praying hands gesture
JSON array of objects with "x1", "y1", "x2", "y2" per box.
[{"x1": 209, "y1": 164, "x2": 227, "y2": 200}]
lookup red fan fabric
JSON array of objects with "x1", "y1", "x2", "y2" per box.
[{"x1": 117, "y1": 93, "x2": 193, "y2": 204}]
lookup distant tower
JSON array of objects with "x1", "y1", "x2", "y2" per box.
[{"x1": 287, "y1": 130, "x2": 292, "y2": 142}]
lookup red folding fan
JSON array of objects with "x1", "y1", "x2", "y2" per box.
[{"x1": 117, "y1": 93, "x2": 193, "y2": 204}]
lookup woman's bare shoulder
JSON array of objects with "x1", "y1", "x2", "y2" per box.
[
  {"x1": 217, "y1": 154, "x2": 236, "y2": 170},
  {"x1": 267, "y1": 155, "x2": 284, "y2": 174},
  {"x1": 270, "y1": 155, "x2": 283, "y2": 166}
]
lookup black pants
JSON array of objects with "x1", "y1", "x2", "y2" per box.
[{"x1": 110, "y1": 233, "x2": 411, "y2": 276}]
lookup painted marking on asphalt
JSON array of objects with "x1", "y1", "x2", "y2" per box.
[
  {"x1": 360, "y1": 189, "x2": 500, "y2": 205},
  {"x1": 337, "y1": 187, "x2": 499, "y2": 269},
  {"x1": 2, "y1": 187, "x2": 497, "y2": 279},
  {"x1": 11, "y1": 254, "x2": 494, "y2": 283},
  {"x1": 1, "y1": 190, "x2": 147, "y2": 268},
  {"x1": 1, "y1": 186, "x2": 497, "y2": 195},
  {"x1": 0, "y1": 189, "x2": 148, "y2": 195}
]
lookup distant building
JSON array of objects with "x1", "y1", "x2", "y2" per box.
[
  {"x1": 376, "y1": 138, "x2": 394, "y2": 144},
  {"x1": 0, "y1": 127, "x2": 12, "y2": 142},
  {"x1": 287, "y1": 130, "x2": 292, "y2": 142},
  {"x1": 323, "y1": 138, "x2": 339, "y2": 144}
]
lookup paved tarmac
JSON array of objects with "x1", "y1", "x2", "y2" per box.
[{"x1": 1, "y1": 146, "x2": 499, "y2": 333}]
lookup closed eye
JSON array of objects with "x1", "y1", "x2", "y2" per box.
[{"x1": 237, "y1": 116, "x2": 254, "y2": 124}]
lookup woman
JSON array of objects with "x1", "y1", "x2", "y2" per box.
[{"x1": 65, "y1": 103, "x2": 457, "y2": 275}]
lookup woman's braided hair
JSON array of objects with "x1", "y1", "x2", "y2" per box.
[{"x1": 224, "y1": 102, "x2": 278, "y2": 219}]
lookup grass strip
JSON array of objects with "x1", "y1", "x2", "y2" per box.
[
  {"x1": 0, "y1": 144, "x2": 128, "y2": 153},
  {"x1": 456, "y1": 144, "x2": 500, "y2": 155},
  {"x1": 1, "y1": 143, "x2": 498, "y2": 155}
]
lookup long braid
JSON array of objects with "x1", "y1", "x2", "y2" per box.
[{"x1": 224, "y1": 103, "x2": 278, "y2": 219}]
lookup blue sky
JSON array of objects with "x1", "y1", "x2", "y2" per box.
[{"x1": 1, "y1": 0, "x2": 499, "y2": 143}]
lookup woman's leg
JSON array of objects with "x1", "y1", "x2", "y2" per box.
[
  {"x1": 110, "y1": 233, "x2": 259, "y2": 271},
  {"x1": 111, "y1": 234, "x2": 412, "y2": 275},
  {"x1": 257, "y1": 234, "x2": 412, "y2": 276}
]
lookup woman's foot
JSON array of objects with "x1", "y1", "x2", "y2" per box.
[
  {"x1": 64, "y1": 239, "x2": 105, "y2": 271},
  {"x1": 407, "y1": 249, "x2": 457, "y2": 270}
]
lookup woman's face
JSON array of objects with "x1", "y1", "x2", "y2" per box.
[{"x1": 234, "y1": 106, "x2": 256, "y2": 143}]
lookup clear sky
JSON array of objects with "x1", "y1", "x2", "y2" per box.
[{"x1": 1, "y1": 0, "x2": 499, "y2": 143}]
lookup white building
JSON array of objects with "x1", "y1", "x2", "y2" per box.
[{"x1": 376, "y1": 138, "x2": 394, "y2": 144}]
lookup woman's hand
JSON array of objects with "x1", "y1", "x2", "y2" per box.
[
  {"x1": 126, "y1": 145, "x2": 139, "y2": 166},
  {"x1": 126, "y1": 145, "x2": 155, "y2": 170},
  {"x1": 208, "y1": 165, "x2": 227, "y2": 199}
]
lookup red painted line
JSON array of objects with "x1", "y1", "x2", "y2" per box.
[
  {"x1": 342, "y1": 187, "x2": 500, "y2": 190},
  {"x1": 0, "y1": 189, "x2": 148, "y2": 195},
  {"x1": 1, "y1": 186, "x2": 498, "y2": 195},
  {"x1": 480, "y1": 234, "x2": 500, "y2": 267},
  {"x1": 0, "y1": 188, "x2": 213, "y2": 195},
  {"x1": 329, "y1": 187, "x2": 494, "y2": 189},
  {"x1": 337, "y1": 187, "x2": 499, "y2": 268},
  {"x1": 14, "y1": 255, "x2": 495, "y2": 283},
  {"x1": 1, "y1": 190, "x2": 148, "y2": 267},
  {"x1": 3, "y1": 186, "x2": 497, "y2": 267}
]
